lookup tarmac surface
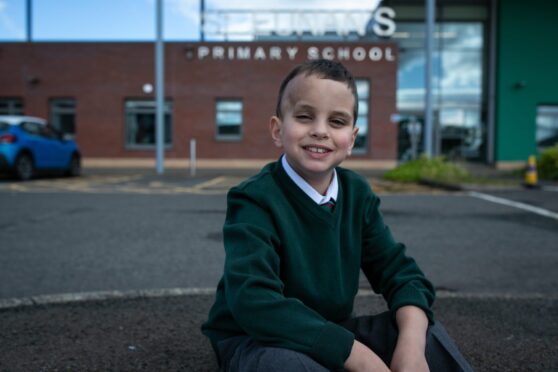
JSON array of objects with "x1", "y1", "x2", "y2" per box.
[
  {"x1": 1, "y1": 293, "x2": 557, "y2": 371},
  {"x1": 1, "y1": 163, "x2": 557, "y2": 371}
]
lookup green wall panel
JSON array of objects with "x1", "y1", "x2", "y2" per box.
[{"x1": 496, "y1": 0, "x2": 558, "y2": 161}]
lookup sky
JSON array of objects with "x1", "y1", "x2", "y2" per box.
[{"x1": 0, "y1": 0, "x2": 382, "y2": 41}]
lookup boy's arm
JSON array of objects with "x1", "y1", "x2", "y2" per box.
[
  {"x1": 360, "y1": 193, "x2": 436, "y2": 323},
  {"x1": 390, "y1": 305, "x2": 430, "y2": 372},
  {"x1": 222, "y1": 188, "x2": 355, "y2": 370},
  {"x1": 344, "y1": 340, "x2": 390, "y2": 372},
  {"x1": 343, "y1": 306, "x2": 429, "y2": 372}
]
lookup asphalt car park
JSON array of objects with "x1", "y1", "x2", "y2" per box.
[{"x1": 1, "y1": 171, "x2": 557, "y2": 371}]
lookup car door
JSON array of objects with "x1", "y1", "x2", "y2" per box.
[
  {"x1": 39, "y1": 125, "x2": 69, "y2": 168},
  {"x1": 20, "y1": 121, "x2": 53, "y2": 168}
]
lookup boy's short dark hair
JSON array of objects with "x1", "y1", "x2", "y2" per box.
[{"x1": 275, "y1": 59, "x2": 359, "y2": 125}]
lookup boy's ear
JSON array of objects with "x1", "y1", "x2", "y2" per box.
[
  {"x1": 347, "y1": 126, "x2": 359, "y2": 156},
  {"x1": 269, "y1": 116, "x2": 283, "y2": 148}
]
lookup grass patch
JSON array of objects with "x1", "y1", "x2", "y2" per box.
[
  {"x1": 384, "y1": 156, "x2": 471, "y2": 183},
  {"x1": 539, "y1": 145, "x2": 558, "y2": 180}
]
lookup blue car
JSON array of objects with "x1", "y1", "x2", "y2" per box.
[{"x1": 0, "y1": 115, "x2": 81, "y2": 180}]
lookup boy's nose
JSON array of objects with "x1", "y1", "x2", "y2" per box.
[{"x1": 309, "y1": 120, "x2": 329, "y2": 139}]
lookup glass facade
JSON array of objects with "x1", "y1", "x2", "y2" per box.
[
  {"x1": 125, "y1": 100, "x2": 172, "y2": 148},
  {"x1": 394, "y1": 21, "x2": 485, "y2": 160},
  {"x1": 216, "y1": 100, "x2": 243, "y2": 140}
]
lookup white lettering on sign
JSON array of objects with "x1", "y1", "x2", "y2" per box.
[
  {"x1": 307, "y1": 46, "x2": 319, "y2": 60},
  {"x1": 353, "y1": 47, "x2": 366, "y2": 61},
  {"x1": 286, "y1": 47, "x2": 299, "y2": 60},
  {"x1": 269, "y1": 47, "x2": 282, "y2": 60},
  {"x1": 323, "y1": 47, "x2": 335, "y2": 60},
  {"x1": 254, "y1": 47, "x2": 266, "y2": 60},
  {"x1": 213, "y1": 46, "x2": 224, "y2": 59},
  {"x1": 192, "y1": 46, "x2": 396, "y2": 63},
  {"x1": 373, "y1": 7, "x2": 396, "y2": 37},
  {"x1": 198, "y1": 46, "x2": 210, "y2": 60},
  {"x1": 237, "y1": 47, "x2": 250, "y2": 60},
  {"x1": 202, "y1": 8, "x2": 396, "y2": 39},
  {"x1": 338, "y1": 47, "x2": 350, "y2": 61}
]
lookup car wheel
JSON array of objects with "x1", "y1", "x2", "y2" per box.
[
  {"x1": 66, "y1": 154, "x2": 81, "y2": 177},
  {"x1": 14, "y1": 154, "x2": 34, "y2": 181}
]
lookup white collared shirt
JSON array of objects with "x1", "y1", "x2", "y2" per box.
[{"x1": 281, "y1": 155, "x2": 338, "y2": 205}]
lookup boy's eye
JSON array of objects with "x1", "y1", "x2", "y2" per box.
[
  {"x1": 295, "y1": 114, "x2": 312, "y2": 121},
  {"x1": 330, "y1": 118, "x2": 347, "y2": 126}
]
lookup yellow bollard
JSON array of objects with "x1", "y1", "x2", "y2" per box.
[{"x1": 524, "y1": 155, "x2": 538, "y2": 188}]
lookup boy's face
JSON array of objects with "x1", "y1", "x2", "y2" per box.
[{"x1": 270, "y1": 73, "x2": 358, "y2": 192}]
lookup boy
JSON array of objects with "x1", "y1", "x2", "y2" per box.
[{"x1": 202, "y1": 59, "x2": 472, "y2": 371}]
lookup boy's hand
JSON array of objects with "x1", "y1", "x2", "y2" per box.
[
  {"x1": 344, "y1": 340, "x2": 390, "y2": 372},
  {"x1": 390, "y1": 305, "x2": 430, "y2": 372},
  {"x1": 390, "y1": 337, "x2": 429, "y2": 372}
]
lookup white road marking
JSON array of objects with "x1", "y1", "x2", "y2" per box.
[
  {"x1": 468, "y1": 191, "x2": 558, "y2": 221},
  {"x1": 1, "y1": 287, "x2": 556, "y2": 310}
]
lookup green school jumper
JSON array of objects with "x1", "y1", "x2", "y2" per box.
[{"x1": 202, "y1": 160, "x2": 435, "y2": 370}]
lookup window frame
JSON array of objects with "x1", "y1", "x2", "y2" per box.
[
  {"x1": 124, "y1": 99, "x2": 174, "y2": 150},
  {"x1": 215, "y1": 99, "x2": 243, "y2": 141},
  {"x1": 49, "y1": 98, "x2": 77, "y2": 137},
  {"x1": 0, "y1": 98, "x2": 24, "y2": 115}
]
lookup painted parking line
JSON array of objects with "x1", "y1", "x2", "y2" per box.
[
  {"x1": 2, "y1": 287, "x2": 556, "y2": 310},
  {"x1": 468, "y1": 191, "x2": 558, "y2": 221},
  {"x1": 0, "y1": 175, "x2": 240, "y2": 195}
]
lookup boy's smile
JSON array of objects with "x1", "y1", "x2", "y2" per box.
[{"x1": 270, "y1": 74, "x2": 358, "y2": 194}]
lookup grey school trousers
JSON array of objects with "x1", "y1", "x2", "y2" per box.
[{"x1": 216, "y1": 312, "x2": 474, "y2": 372}]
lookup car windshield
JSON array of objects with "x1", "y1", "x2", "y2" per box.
[{"x1": 0, "y1": 122, "x2": 10, "y2": 131}]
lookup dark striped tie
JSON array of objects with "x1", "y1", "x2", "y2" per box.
[{"x1": 320, "y1": 198, "x2": 336, "y2": 212}]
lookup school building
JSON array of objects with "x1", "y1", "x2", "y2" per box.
[{"x1": 0, "y1": 0, "x2": 557, "y2": 168}]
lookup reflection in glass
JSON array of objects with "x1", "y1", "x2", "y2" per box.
[
  {"x1": 395, "y1": 22, "x2": 484, "y2": 160},
  {"x1": 537, "y1": 106, "x2": 558, "y2": 150}
]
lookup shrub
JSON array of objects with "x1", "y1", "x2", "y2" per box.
[
  {"x1": 384, "y1": 156, "x2": 470, "y2": 183},
  {"x1": 539, "y1": 145, "x2": 558, "y2": 180}
]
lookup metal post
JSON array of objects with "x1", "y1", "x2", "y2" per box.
[
  {"x1": 190, "y1": 139, "x2": 197, "y2": 177},
  {"x1": 26, "y1": 0, "x2": 32, "y2": 42},
  {"x1": 200, "y1": 0, "x2": 205, "y2": 41},
  {"x1": 155, "y1": 0, "x2": 165, "y2": 174},
  {"x1": 487, "y1": 0, "x2": 498, "y2": 164},
  {"x1": 424, "y1": 0, "x2": 435, "y2": 157}
]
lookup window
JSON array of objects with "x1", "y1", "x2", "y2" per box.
[
  {"x1": 216, "y1": 100, "x2": 243, "y2": 140},
  {"x1": 50, "y1": 99, "x2": 76, "y2": 136},
  {"x1": 537, "y1": 106, "x2": 558, "y2": 150},
  {"x1": 0, "y1": 98, "x2": 24, "y2": 115},
  {"x1": 353, "y1": 79, "x2": 370, "y2": 154},
  {"x1": 125, "y1": 100, "x2": 173, "y2": 148},
  {"x1": 21, "y1": 121, "x2": 43, "y2": 136}
]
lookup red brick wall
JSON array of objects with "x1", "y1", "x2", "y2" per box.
[{"x1": 0, "y1": 42, "x2": 397, "y2": 160}]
